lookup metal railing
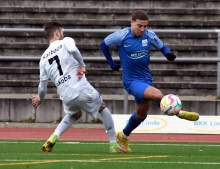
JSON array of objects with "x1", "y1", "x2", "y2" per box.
[
  {"x1": 1, "y1": 28, "x2": 220, "y2": 114},
  {"x1": 0, "y1": 28, "x2": 220, "y2": 33}
]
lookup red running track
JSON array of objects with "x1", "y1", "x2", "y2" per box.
[{"x1": 0, "y1": 128, "x2": 220, "y2": 142}]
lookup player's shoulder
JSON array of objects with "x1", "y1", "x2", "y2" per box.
[
  {"x1": 145, "y1": 29, "x2": 156, "y2": 35},
  {"x1": 63, "y1": 37, "x2": 75, "y2": 43},
  {"x1": 108, "y1": 27, "x2": 130, "y2": 42},
  {"x1": 119, "y1": 27, "x2": 129, "y2": 33},
  {"x1": 63, "y1": 37, "x2": 74, "y2": 41},
  {"x1": 41, "y1": 46, "x2": 50, "y2": 60},
  {"x1": 109, "y1": 27, "x2": 129, "y2": 37},
  {"x1": 117, "y1": 27, "x2": 130, "y2": 36},
  {"x1": 145, "y1": 29, "x2": 157, "y2": 39}
]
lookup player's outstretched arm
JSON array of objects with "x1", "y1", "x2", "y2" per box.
[
  {"x1": 165, "y1": 52, "x2": 176, "y2": 61},
  {"x1": 100, "y1": 40, "x2": 120, "y2": 71},
  {"x1": 64, "y1": 37, "x2": 86, "y2": 67},
  {"x1": 70, "y1": 47, "x2": 86, "y2": 67},
  {"x1": 76, "y1": 66, "x2": 86, "y2": 80},
  {"x1": 160, "y1": 44, "x2": 176, "y2": 61},
  {"x1": 32, "y1": 95, "x2": 42, "y2": 107},
  {"x1": 37, "y1": 80, "x2": 48, "y2": 101},
  {"x1": 32, "y1": 80, "x2": 47, "y2": 107}
]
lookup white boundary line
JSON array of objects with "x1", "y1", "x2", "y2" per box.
[
  {"x1": 0, "y1": 159, "x2": 220, "y2": 165},
  {"x1": 0, "y1": 141, "x2": 220, "y2": 147}
]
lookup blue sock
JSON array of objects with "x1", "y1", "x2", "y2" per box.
[
  {"x1": 156, "y1": 101, "x2": 160, "y2": 107},
  {"x1": 123, "y1": 112, "x2": 144, "y2": 136}
]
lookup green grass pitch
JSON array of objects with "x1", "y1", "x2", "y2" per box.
[{"x1": 0, "y1": 140, "x2": 220, "y2": 169}]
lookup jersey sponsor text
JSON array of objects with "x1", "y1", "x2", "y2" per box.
[
  {"x1": 128, "y1": 50, "x2": 148, "y2": 59},
  {"x1": 57, "y1": 74, "x2": 71, "y2": 87},
  {"x1": 43, "y1": 45, "x2": 63, "y2": 59}
]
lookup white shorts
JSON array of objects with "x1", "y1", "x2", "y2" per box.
[{"x1": 63, "y1": 84, "x2": 102, "y2": 118}]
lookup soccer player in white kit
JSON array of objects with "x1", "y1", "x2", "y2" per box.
[{"x1": 32, "y1": 21, "x2": 125, "y2": 153}]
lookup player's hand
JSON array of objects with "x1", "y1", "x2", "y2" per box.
[
  {"x1": 111, "y1": 64, "x2": 120, "y2": 71},
  {"x1": 32, "y1": 95, "x2": 42, "y2": 107},
  {"x1": 77, "y1": 66, "x2": 86, "y2": 80},
  {"x1": 165, "y1": 53, "x2": 176, "y2": 61}
]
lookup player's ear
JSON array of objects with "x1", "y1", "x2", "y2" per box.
[{"x1": 55, "y1": 30, "x2": 60, "y2": 37}]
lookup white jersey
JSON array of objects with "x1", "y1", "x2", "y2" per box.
[{"x1": 39, "y1": 37, "x2": 89, "y2": 102}]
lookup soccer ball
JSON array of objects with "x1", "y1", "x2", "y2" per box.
[{"x1": 160, "y1": 94, "x2": 182, "y2": 116}]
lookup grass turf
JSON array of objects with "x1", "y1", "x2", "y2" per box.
[{"x1": 0, "y1": 140, "x2": 220, "y2": 169}]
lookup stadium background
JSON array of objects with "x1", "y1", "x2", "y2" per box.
[{"x1": 0, "y1": 0, "x2": 220, "y2": 128}]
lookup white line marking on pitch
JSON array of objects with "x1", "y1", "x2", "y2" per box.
[
  {"x1": 0, "y1": 141, "x2": 219, "y2": 147},
  {"x1": 1, "y1": 159, "x2": 220, "y2": 165}
]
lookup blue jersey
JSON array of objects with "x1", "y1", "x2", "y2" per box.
[{"x1": 104, "y1": 27, "x2": 167, "y2": 84}]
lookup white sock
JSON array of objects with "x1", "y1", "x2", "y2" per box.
[
  {"x1": 122, "y1": 131, "x2": 128, "y2": 138},
  {"x1": 177, "y1": 110, "x2": 182, "y2": 116},
  {"x1": 53, "y1": 130, "x2": 62, "y2": 137},
  {"x1": 54, "y1": 114, "x2": 76, "y2": 138},
  {"x1": 99, "y1": 107, "x2": 116, "y2": 143}
]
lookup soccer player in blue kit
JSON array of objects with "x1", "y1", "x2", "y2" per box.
[{"x1": 100, "y1": 10, "x2": 199, "y2": 152}]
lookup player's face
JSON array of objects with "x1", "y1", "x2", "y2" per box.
[{"x1": 131, "y1": 19, "x2": 148, "y2": 37}]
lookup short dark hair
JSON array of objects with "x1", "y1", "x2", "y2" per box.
[
  {"x1": 44, "y1": 21, "x2": 63, "y2": 39},
  {"x1": 131, "y1": 10, "x2": 149, "y2": 21}
]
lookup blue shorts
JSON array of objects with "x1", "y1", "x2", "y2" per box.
[{"x1": 124, "y1": 80, "x2": 152, "y2": 104}]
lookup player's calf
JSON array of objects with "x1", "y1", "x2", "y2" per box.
[{"x1": 72, "y1": 110, "x2": 82, "y2": 121}]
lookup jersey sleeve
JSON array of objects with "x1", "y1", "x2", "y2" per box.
[
  {"x1": 63, "y1": 37, "x2": 76, "y2": 50},
  {"x1": 147, "y1": 30, "x2": 164, "y2": 50},
  {"x1": 100, "y1": 40, "x2": 118, "y2": 69},
  {"x1": 39, "y1": 60, "x2": 49, "y2": 81},
  {"x1": 63, "y1": 37, "x2": 85, "y2": 67},
  {"x1": 38, "y1": 80, "x2": 48, "y2": 101},
  {"x1": 38, "y1": 60, "x2": 49, "y2": 101},
  {"x1": 104, "y1": 28, "x2": 129, "y2": 47}
]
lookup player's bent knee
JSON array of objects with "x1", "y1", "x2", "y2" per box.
[
  {"x1": 73, "y1": 110, "x2": 82, "y2": 121},
  {"x1": 136, "y1": 113, "x2": 147, "y2": 120},
  {"x1": 99, "y1": 101, "x2": 106, "y2": 112}
]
